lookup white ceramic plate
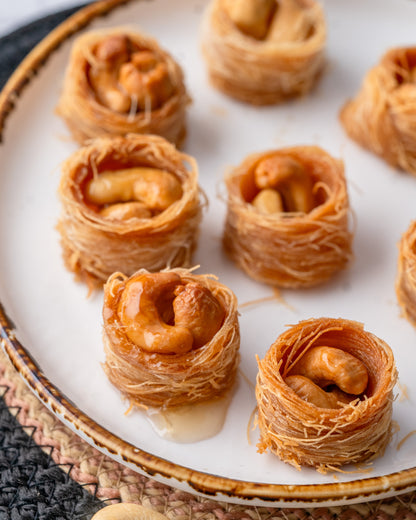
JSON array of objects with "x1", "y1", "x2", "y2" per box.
[{"x1": 1, "y1": 0, "x2": 416, "y2": 507}]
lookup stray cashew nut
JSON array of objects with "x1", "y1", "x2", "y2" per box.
[
  {"x1": 85, "y1": 167, "x2": 182, "y2": 217},
  {"x1": 253, "y1": 155, "x2": 314, "y2": 214},
  {"x1": 89, "y1": 35, "x2": 174, "y2": 113},
  {"x1": 91, "y1": 503, "x2": 170, "y2": 520},
  {"x1": 118, "y1": 272, "x2": 225, "y2": 354},
  {"x1": 287, "y1": 346, "x2": 369, "y2": 408}
]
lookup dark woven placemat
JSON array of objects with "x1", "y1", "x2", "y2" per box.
[{"x1": 1, "y1": 5, "x2": 416, "y2": 520}]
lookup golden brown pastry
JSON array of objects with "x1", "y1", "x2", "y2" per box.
[
  {"x1": 256, "y1": 317, "x2": 397, "y2": 472},
  {"x1": 56, "y1": 28, "x2": 190, "y2": 146},
  {"x1": 223, "y1": 145, "x2": 353, "y2": 288},
  {"x1": 102, "y1": 268, "x2": 240, "y2": 409},
  {"x1": 201, "y1": 0, "x2": 326, "y2": 105},
  {"x1": 340, "y1": 46, "x2": 416, "y2": 175},
  {"x1": 396, "y1": 220, "x2": 416, "y2": 326},
  {"x1": 57, "y1": 134, "x2": 202, "y2": 289}
]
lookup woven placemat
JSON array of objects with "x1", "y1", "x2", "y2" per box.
[{"x1": 1, "y1": 347, "x2": 416, "y2": 520}]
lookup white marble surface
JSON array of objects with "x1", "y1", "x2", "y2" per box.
[{"x1": 0, "y1": 0, "x2": 82, "y2": 36}]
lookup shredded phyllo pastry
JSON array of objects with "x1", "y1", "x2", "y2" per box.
[
  {"x1": 223, "y1": 145, "x2": 353, "y2": 288},
  {"x1": 396, "y1": 220, "x2": 416, "y2": 327},
  {"x1": 56, "y1": 27, "x2": 190, "y2": 146},
  {"x1": 340, "y1": 46, "x2": 416, "y2": 176},
  {"x1": 256, "y1": 317, "x2": 397, "y2": 472},
  {"x1": 201, "y1": 0, "x2": 326, "y2": 105},
  {"x1": 57, "y1": 134, "x2": 202, "y2": 290},
  {"x1": 102, "y1": 268, "x2": 240, "y2": 409}
]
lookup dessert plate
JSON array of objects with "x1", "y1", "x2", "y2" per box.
[{"x1": 1, "y1": 0, "x2": 416, "y2": 507}]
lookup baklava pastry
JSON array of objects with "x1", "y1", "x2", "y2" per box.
[
  {"x1": 201, "y1": 0, "x2": 326, "y2": 105},
  {"x1": 396, "y1": 220, "x2": 416, "y2": 327},
  {"x1": 57, "y1": 134, "x2": 202, "y2": 289},
  {"x1": 256, "y1": 317, "x2": 397, "y2": 472},
  {"x1": 56, "y1": 28, "x2": 189, "y2": 146},
  {"x1": 223, "y1": 146, "x2": 353, "y2": 288},
  {"x1": 102, "y1": 268, "x2": 240, "y2": 408},
  {"x1": 340, "y1": 46, "x2": 416, "y2": 176}
]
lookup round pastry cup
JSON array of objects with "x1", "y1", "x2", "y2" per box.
[
  {"x1": 56, "y1": 26, "x2": 190, "y2": 147},
  {"x1": 57, "y1": 133, "x2": 203, "y2": 289},
  {"x1": 200, "y1": 0, "x2": 326, "y2": 105},
  {"x1": 256, "y1": 317, "x2": 398, "y2": 473},
  {"x1": 102, "y1": 267, "x2": 240, "y2": 408},
  {"x1": 223, "y1": 145, "x2": 353, "y2": 288},
  {"x1": 396, "y1": 219, "x2": 416, "y2": 327},
  {"x1": 340, "y1": 46, "x2": 416, "y2": 176}
]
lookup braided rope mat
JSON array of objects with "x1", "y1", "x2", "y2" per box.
[{"x1": 1, "y1": 349, "x2": 416, "y2": 520}]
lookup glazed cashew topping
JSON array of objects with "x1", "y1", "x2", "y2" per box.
[
  {"x1": 285, "y1": 375, "x2": 352, "y2": 409},
  {"x1": 225, "y1": 0, "x2": 313, "y2": 42},
  {"x1": 85, "y1": 167, "x2": 183, "y2": 219},
  {"x1": 286, "y1": 346, "x2": 369, "y2": 409},
  {"x1": 117, "y1": 272, "x2": 225, "y2": 354},
  {"x1": 88, "y1": 34, "x2": 174, "y2": 113},
  {"x1": 91, "y1": 503, "x2": 169, "y2": 520},
  {"x1": 252, "y1": 155, "x2": 314, "y2": 214}
]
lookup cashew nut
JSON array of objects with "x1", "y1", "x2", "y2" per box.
[
  {"x1": 94, "y1": 34, "x2": 130, "y2": 65},
  {"x1": 118, "y1": 272, "x2": 193, "y2": 355},
  {"x1": 91, "y1": 503, "x2": 169, "y2": 520},
  {"x1": 117, "y1": 273, "x2": 226, "y2": 355},
  {"x1": 119, "y1": 60, "x2": 174, "y2": 111},
  {"x1": 224, "y1": 0, "x2": 276, "y2": 40},
  {"x1": 285, "y1": 375, "x2": 353, "y2": 409},
  {"x1": 267, "y1": 0, "x2": 314, "y2": 43},
  {"x1": 100, "y1": 201, "x2": 152, "y2": 220},
  {"x1": 88, "y1": 35, "x2": 174, "y2": 113},
  {"x1": 173, "y1": 282, "x2": 225, "y2": 348},
  {"x1": 85, "y1": 167, "x2": 183, "y2": 213},
  {"x1": 251, "y1": 188, "x2": 284, "y2": 214},
  {"x1": 253, "y1": 155, "x2": 314, "y2": 213},
  {"x1": 289, "y1": 346, "x2": 369, "y2": 395}
]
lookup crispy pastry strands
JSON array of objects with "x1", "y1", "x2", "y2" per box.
[
  {"x1": 340, "y1": 47, "x2": 416, "y2": 175},
  {"x1": 56, "y1": 27, "x2": 190, "y2": 147},
  {"x1": 57, "y1": 134, "x2": 203, "y2": 289},
  {"x1": 256, "y1": 317, "x2": 397, "y2": 472},
  {"x1": 200, "y1": 0, "x2": 326, "y2": 105},
  {"x1": 102, "y1": 268, "x2": 240, "y2": 409},
  {"x1": 396, "y1": 220, "x2": 416, "y2": 327},
  {"x1": 223, "y1": 146, "x2": 353, "y2": 288}
]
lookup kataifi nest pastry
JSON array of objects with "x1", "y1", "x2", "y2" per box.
[
  {"x1": 102, "y1": 268, "x2": 240, "y2": 409},
  {"x1": 396, "y1": 219, "x2": 416, "y2": 327},
  {"x1": 201, "y1": 0, "x2": 326, "y2": 105},
  {"x1": 223, "y1": 145, "x2": 353, "y2": 288},
  {"x1": 56, "y1": 27, "x2": 190, "y2": 146},
  {"x1": 57, "y1": 134, "x2": 202, "y2": 290},
  {"x1": 256, "y1": 317, "x2": 397, "y2": 472},
  {"x1": 340, "y1": 46, "x2": 416, "y2": 176}
]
